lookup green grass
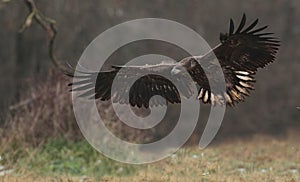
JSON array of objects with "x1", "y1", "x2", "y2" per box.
[
  {"x1": 1, "y1": 133, "x2": 300, "y2": 181},
  {"x1": 1, "y1": 138, "x2": 137, "y2": 179}
]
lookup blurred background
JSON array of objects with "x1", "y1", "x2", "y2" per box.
[{"x1": 0, "y1": 0, "x2": 299, "y2": 144}]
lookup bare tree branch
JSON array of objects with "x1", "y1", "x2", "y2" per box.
[
  {"x1": 9, "y1": 0, "x2": 70, "y2": 110},
  {"x1": 20, "y1": 0, "x2": 69, "y2": 73}
]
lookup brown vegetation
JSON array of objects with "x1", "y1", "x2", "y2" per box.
[
  {"x1": 2, "y1": 71, "x2": 81, "y2": 147},
  {"x1": 1, "y1": 70, "x2": 155, "y2": 147}
]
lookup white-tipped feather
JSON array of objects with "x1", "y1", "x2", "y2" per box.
[
  {"x1": 203, "y1": 91, "x2": 209, "y2": 102},
  {"x1": 230, "y1": 89, "x2": 243, "y2": 100},
  {"x1": 225, "y1": 93, "x2": 232, "y2": 103},
  {"x1": 239, "y1": 81, "x2": 253, "y2": 89},
  {"x1": 213, "y1": 94, "x2": 224, "y2": 105},
  {"x1": 219, "y1": 94, "x2": 226, "y2": 105},
  {"x1": 235, "y1": 85, "x2": 248, "y2": 95},
  {"x1": 198, "y1": 88, "x2": 204, "y2": 99},
  {"x1": 210, "y1": 93, "x2": 215, "y2": 105},
  {"x1": 235, "y1": 71, "x2": 250, "y2": 75},
  {"x1": 236, "y1": 75, "x2": 253, "y2": 81}
]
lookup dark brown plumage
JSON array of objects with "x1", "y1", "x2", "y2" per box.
[{"x1": 66, "y1": 14, "x2": 280, "y2": 108}]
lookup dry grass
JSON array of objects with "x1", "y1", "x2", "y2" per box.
[
  {"x1": 1, "y1": 70, "x2": 153, "y2": 149},
  {"x1": 2, "y1": 71, "x2": 82, "y2": 147},
  {"x1": 111, "y1": 133, "x2": 300, "y2": 182},
  {"x1": 1, "y1": 133, "x2": 299, "y2": 182}
]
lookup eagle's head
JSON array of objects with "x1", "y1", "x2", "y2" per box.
[{"x1": 171, "y1": 56, "x2": 199, "y2": 75}]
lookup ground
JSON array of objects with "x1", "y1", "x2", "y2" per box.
[{"x1": 1, "y1": 133, "x2": 299, "y2": 182}]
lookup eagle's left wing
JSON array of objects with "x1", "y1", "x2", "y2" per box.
[
  {"x1": 214, "y1": 13, "x2": 280, "y2": 71},
  {"x1": 194, "y1": 14, "x2": 279, "y2": 106}
]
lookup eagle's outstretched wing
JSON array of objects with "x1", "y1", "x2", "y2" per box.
[
  {"x1": 215, "y1": 13, "x2": 279, "y2": 71},
  {"x1": 195, "y1": 14, "x2": 279, "y2": 105},
  {"x1": 67, "y1": 63, "x2": 194, "y2": 108}
]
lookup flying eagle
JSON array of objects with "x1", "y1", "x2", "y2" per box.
[{"x1": 66, "y1": 14, "x2": 279, "y2": 108}]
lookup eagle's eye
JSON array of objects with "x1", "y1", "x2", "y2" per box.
[{"x1": 220, "y1": 33, "x2": 228, "y2": 43}]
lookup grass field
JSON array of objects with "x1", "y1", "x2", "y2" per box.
[{"x1": 0, "y1": 132, "x2": 299, "y2": 182}]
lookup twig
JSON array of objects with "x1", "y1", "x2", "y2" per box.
[
  {"x1": 9, "y1": 95, "x2": 39, "y2": 111},
  {"x1": 20, "y1": 0, "x2": 69, "y2": 73}
]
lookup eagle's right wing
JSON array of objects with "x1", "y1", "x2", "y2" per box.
[{"x1": 66, "y1": 63, "x2": 193, "y2": 108}]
